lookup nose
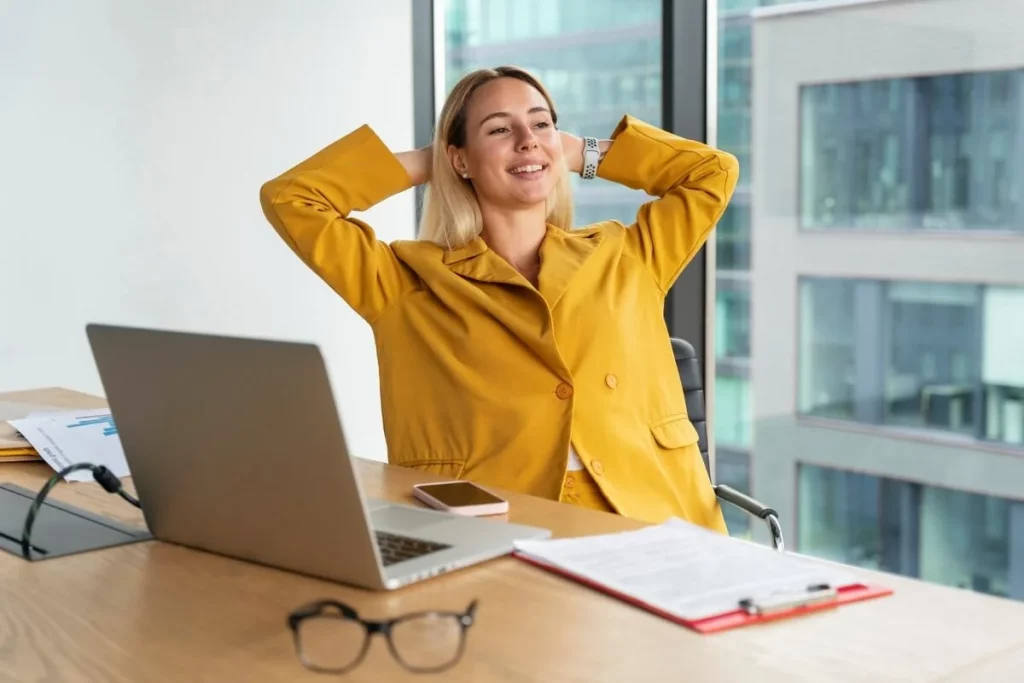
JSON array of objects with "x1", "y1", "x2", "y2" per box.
[{"x1": 515, "y1": 126, "x2": 538, "y2": 151}]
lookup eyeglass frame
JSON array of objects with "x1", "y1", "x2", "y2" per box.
[{"x1": 286, "y1": 598, "x2": 479, "y2": 675}]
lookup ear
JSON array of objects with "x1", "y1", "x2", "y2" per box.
[{"x1": 447, "y1": 144, "x2": 470, "y2": 179}]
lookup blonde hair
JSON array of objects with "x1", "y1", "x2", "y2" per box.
[{"x1": 418, "y1": 66, "x2": 574, "y2": 249}]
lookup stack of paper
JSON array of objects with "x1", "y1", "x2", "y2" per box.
[
  {"x1": 0, "y1": 400, "x2": 58, "y2": 462},
  {"x1": 3, "y1": 406, "x2": 130, "y2": 481},
  {"x1": 514, "y1": 519, "x2": 890, "y2": 633}
]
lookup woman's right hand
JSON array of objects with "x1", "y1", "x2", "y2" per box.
[{"x1": 396, "y1": 145, "x2": 433, "y2": 186}]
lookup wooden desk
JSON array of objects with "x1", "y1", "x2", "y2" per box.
[{"x1": 2, "y1": 388, "x2": 1024, "y2": 682}]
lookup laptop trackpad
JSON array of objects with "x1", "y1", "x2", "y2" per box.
[{"x1": 371, "y1": 504, "x2": 447, "y2": 533}]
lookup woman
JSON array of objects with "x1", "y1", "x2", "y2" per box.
[{"x1": 260, "y1": 66, "x2": 738, "y2": 532}]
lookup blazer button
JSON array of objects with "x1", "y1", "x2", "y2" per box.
[
  {"x1": 605, "y1": 373, "x2": 618, "y2": 389},
  {"x1": 591, "y1": 459, "x2": 605, "y2": 475},
  {"x1": 555, "y1": 382, "x2": 574, "y2": 400}
]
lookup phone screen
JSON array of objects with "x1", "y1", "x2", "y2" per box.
[{"x1": 417, "y1": 482, "x2": 504, "y2": 507}]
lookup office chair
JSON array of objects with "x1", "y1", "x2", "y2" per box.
[{"x1": 671, "y1": 338, "x2": 785, "y2": 551}]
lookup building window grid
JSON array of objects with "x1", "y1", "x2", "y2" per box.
[
  {"x1": 798, "y1": 463, "x2": 1021, "y2": 601},
  {"x1": 798, "y1": 277, "x2": 1024, "y2": 450},
  {"x1": 800, "y1": 68, "x2": 1024, "y2": 232}
]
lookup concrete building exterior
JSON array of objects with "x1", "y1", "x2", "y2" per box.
[{"x1": 751, "y1": 0, "x2": 1024, "y2": 599}]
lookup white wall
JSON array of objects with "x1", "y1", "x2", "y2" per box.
[{"x1": 0, "y1": 0, "x2": 415, "y2": 461}]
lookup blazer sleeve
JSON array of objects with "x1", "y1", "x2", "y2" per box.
[
  {"x1": 259, "y1": 125, "x2": 416, "y2": 322},
  {"x1": 597, "y1": 115, "x2": 739, "y2": 294}
]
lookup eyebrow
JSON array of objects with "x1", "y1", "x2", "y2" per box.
[{"x1": 478, "y1": 106, "x2": 551, "y2": 128}]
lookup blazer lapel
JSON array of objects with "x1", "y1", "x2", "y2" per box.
[
  {"x1": 442, "y1": 237, "x2": 526, "y2": 287},
  {"x1": 442, "y1": 234, "x2": 572, "y2": 380},
  {"x1": 538, "y1": 225, "x2": 604, "y2": 309}
]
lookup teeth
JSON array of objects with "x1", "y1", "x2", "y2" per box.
[{"x1": 510, "y1": 164, "x2": 544, "y2": 174}]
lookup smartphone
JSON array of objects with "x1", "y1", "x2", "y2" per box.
[{"x1": 411, "y1": 481, "x2": 509, "y2": 516}]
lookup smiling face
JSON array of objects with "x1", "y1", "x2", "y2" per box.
[{"x1": 447, "y1": 77, "x2": 564, "y2": 212}]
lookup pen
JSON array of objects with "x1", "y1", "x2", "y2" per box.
[{"x1": 739, "y1": 583, "x2": 838, "y2": 616}]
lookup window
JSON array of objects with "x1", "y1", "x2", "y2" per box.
[
  {"x1": 798, "y1": 278, "x2": 857, "y2": 420},
  {"x1": 715, "y1": 204, "x2": 751, "y2": 271},
  {"x1": 797, "y1": 277, "x2": 1024, "y2": 447},
  {"x1": 983, "y1": 287, "x2": 1024, "y2": 445},
  {"x1": 442, "y1": 0, "x2": 661, "y2": 228},
  {"x1": 885, "y1": 282, "x2": 980, "y2": 435},
  {"x1": 799, "y1": 464, "x2": 1018, "y2": 599},
  {"x1": 714, "y1": 376, "x2": 752, "y2": 449},
  {"x1": 801, "y1": 69, "x2": 1024, "y2": 231},
  {"x1": 717, "y1": 448, "x2": 752, "y2": 537},
  {"x1": 715, "y1": 284, "x2": 750, "y2": 360}
]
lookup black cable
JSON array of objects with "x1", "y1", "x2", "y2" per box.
[{"x1": 20, "y1": 462, "x2": 141, "y2": 560}]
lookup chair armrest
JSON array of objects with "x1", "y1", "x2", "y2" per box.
[
  {"x1": 714, "y1": 484, "x2": 776, "y2": 519},
  {"x1": 714, "y1": 484, "x2": 786, "y2": 551}
]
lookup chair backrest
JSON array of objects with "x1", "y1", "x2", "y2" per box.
[{"x1": 670, "y1": 338, "x2": 710, "y2": 475}]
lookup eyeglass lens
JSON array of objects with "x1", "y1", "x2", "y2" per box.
[
  {"x1": 296, "y1": 616, "x2": 368, "y2": 672},
  {"x1": 296, "y1": 611, "x2": 466, "y2": 673},
  {"x1": 389, "y1": 612, "x2": 465, "y2": 671}
]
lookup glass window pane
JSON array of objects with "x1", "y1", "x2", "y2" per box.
[
  {"x1": 715, "y1": 284, "x2": 751, "y2": 360},
  {"x1": 715, "y1": 204, "x2": 751, "y2": 271},
  {"x1": 798, "y1": 278, "x2": 857, "y2": 419},
  {"x1": 798, "y1": 465, "x2": 885, "y2": 570},
  {"x1": 715, "y1": 376, "x2": 752, "y2": 448},
  {"x1": 801, "y1": 70, "x2": 1024, "y2": 232},
  {"x1": 983, "y1": 287, "x2": 1024, "y2": 446},
  {"x1": 884, "y1": 282, "x2": 980, "y2": 435},
  {"x1": 919, "y1": 485, "x2": 1011, "y2": 597},
  {"x1": 716, "y1": 448, "x2": 752, "y2": 537},
  {"x1": 800, "y1": 465, "x2": 1015, "y2": 600},
  {"x1": 796, "y1": 278, "x2": 1024, "y2": 446}
]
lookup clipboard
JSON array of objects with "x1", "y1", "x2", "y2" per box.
[
  {"x1": 515, "y1": 553, "x2": 892, "y2": 634},
  {"x1": 512, "y1": 519, "x2": 894, "y2": 634}
]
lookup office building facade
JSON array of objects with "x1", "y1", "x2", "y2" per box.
[{"x1": 750, "y1": 0, "x2": 1024, "y2": 600}]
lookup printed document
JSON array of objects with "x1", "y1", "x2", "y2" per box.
[
  {"x1": 514, "y1": 519, "x2": 859, "y2": 621},
  {"x1": 7, "y1": 409, "x2": 129, "y2": 482},
  {"x1": 0, "y1": 400, "x2": 66, "y2": 450}
]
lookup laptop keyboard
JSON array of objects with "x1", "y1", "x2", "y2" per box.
[{"x1": 374, "y1": 530, "x2": 451, "y2": 567}]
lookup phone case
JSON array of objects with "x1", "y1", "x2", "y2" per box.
[{"x1": 412, "y1": 482, "x2": 510, "y2": 516}]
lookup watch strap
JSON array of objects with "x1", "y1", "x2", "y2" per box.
[{"x1": 581, "y1": 137, "x2": 600, "y2": 180}]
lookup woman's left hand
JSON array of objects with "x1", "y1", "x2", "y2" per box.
[{"x1": 559, "y1": 131, "x2": 584, "y2": 174}]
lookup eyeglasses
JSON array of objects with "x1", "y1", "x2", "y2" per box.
[{"x1": 287, "y1": 599, "x2": 478, "y2": 675}]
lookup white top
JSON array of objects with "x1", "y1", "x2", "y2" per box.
[{"x1": 567, "y1": 443, "x2": 584, "y2": 471}]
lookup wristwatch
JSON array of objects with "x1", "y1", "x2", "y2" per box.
[{"x1": 581, "y1": 137, "x2": 600, "y2": 180}]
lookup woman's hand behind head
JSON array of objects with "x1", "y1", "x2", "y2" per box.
[{"x1": 559, "y1": 131, "x2": 584, "y2": 175}]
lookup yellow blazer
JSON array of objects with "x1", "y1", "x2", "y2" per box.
[{"x1": 260, "y1": 115, "x2": 738, "y2": 531}]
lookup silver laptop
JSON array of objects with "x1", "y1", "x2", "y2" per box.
[{"x1": 84, "y1": 323, "x2": 550, "y2": 590}]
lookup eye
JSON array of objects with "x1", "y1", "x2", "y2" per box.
[
  {"x1": 488, "y1": 126, "x2": 509, "y2": 135},
  {"x1": 534, "y1": 121, "x2": 551, "y2": 129}
]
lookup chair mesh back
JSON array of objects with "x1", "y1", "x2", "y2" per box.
[{"x1": 670, "y1": 338, "x2": 710, "y2": 476}]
